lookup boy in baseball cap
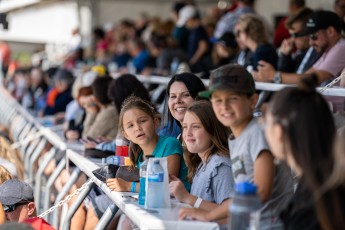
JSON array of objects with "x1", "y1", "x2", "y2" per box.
[
  {"x1": 180, "y1": 64, "x2": 294, "y2": 229},
  {"x1": 0, "y1": 179, "x2": 36, "y2": 222}
]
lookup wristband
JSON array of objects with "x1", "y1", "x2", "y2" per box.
[
  {"x1": 194, "y1": 197, "x2": 203, "y2": 208},
  {"x1": 131, "y1": 182, "x2": 136, "y2": 193}
]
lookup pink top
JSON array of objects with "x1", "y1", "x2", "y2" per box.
[
  {"x1": 313, "y1": 38, "x2": 345, "y2": 112},
  {"x1": 313, "y1": 38, "x2": 345, "y2": 78}
]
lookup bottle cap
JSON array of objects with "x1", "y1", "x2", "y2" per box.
[{"x1": 235, "y1": 182, "x2": 257, "y2": 195}]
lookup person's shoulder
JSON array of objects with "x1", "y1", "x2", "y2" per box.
[
  {"x1": 208, "y1": 154, "x2": 231, "y2": 168},
  {"x1": 160, "y1": 136, "x2": 181, "y2": 145}
]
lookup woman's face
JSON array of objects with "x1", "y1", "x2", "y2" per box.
[
  {"x1": 264, "y1": 111, "x2": 284, "y2": 161},
  {"x1": 264, "y1": 111, "x2": 302, "y2": 175},
  {"x1": 168, "y1": 81, "x2": 195, "y2": 123}
]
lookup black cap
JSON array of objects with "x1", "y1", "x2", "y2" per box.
[
  {"x1": 199, "y1": 64, "x2": 255, "y2": 98},
  {"x1": 299, "y1": 10, "x2": 342, "y2": 36},
  {"x1": 217, "y1": 32, "x2": 238, "y2": 49}
]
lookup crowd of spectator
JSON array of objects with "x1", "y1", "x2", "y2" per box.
[{"x1": 1, "y1": 0, "x2": 345, "y2": 229}]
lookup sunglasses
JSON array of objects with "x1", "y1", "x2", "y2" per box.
[
  {"x1": 3, "y1": 202, "x2": 29, "y2": 213},
  {"x1": 309, "y1": 33, "x2": 318, "y2": 41},
  {"x1": 290, "y1": 32, "x2": 303, "y2": 39}
]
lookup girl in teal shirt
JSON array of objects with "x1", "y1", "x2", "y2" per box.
[{"x1": 106, "y1": 96, "x2": 189, "y2": 191}]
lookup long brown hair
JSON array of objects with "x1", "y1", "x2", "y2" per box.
[
  {"x1": 268, "y1": 74, "x2": 345, "y2": 230},
  {"x1": 119, "y1": 96, "x2": 159, "y2": 165},
  {"x1": 182, "y1": 100, "x2": 230, "y2": 182}
]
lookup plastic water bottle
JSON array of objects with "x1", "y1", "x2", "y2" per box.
[
  {"x1": 146, "y1": 160, "x2": 164, "y2": 208},
  {"x1": 228, "y1": 182, "x2": 262, "y2": 230},
  {"x1": 138, "y1": 155, "x2": 153, "y2": 206},
  {"x1": 170, "y1": 57, "x2": 179, "y2": 75}
]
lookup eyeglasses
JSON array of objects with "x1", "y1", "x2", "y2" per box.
[
  {"x1": 309, "y1": 33, "x2": 318, "y2": 41},
  {"x1": 3, "y1": 202, "x2": 29, "y2": 213}
]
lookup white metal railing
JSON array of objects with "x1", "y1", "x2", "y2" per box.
[{"x1": 135, "y1": 74, "x2": 345, "y2": 97}]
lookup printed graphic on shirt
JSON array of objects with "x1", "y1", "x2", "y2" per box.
[{"x1": 232, "y1": 155, "x2": 246, "y2": 179}]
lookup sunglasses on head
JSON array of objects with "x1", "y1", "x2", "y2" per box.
[{"x1": 3, "y1": 202, "x2": 29, "y2": 213}]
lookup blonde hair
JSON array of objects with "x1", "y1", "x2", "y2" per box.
[
  {"x1": 0, "y1": 137, "x2": 24, "y2": 179},
  {"x1": 236, "y1": 14, "x2": 269, "y2": 45},
  {"x1": 0, "y1": 165, "x2": 12, "y2": 185}
]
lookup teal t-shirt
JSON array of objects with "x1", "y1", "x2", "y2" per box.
[{"x1": 137, "y1": 136, "x2": 190, "y2": 191}]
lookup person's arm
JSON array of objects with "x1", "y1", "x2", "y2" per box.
[
  {"x1": 253, "y1": 60, "x2": 333, "y2": 85},
  {"x1": 190, "y1": 40, "x2": 208, "y2": 65},
  {"x1": 0, "y1": 202, "x2": 5, "y2": 224},
  {"x1": 179, "y1": 199, "x2": 231, "y2": 221},
  {"x1": 107, "y1": 154, "x2": 181, "y2": 192},
  {"x1": 253, "y1": 150, "x2": 275, "y2": 202},
  {"x1": 169, "y1": 175, "x2": 220, "y2": 211},
  {"x1": 166, "y1": 154, "x2": 180, "y2": 177}
]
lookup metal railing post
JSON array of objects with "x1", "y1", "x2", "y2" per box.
[
  {"x1": 52, "y1": 167, "x2": 81, "y2": 229},
  {"x1": 43, "y1": 157, "x2": 66, "y2": 221},
  {"x1": 94, "y1": 203, "x2": 119, "y2": 230},
  {"x1": 61, "y1": 179, "x2": 95, "y2": 230},
  {"x1": 34, "y1": 148, "x2": 56, "y2": 213}
]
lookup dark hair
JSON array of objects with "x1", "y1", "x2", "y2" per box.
[
  {"x1": 183, "y1": 101, "x2": 230, "y2": 182},
  {"x1": 289, "y1": 0, "x2": 305, "y2": 8},
  {"x1": 107, "y1": 74, "x2": 151, "y2": 112},
  {"x1": 54, "y1": 68, "x2": 74, "y2": 86},
  {"x1": 172, "y1": 2, "x2": 187, "y2": 14},
  {"x1": 150, "y1": 34, "x2": 168, "y2": 49},
  {"x1": 91, "y1": 76, "x2": 112, "y2": 105},
  {"x1": 268, "y1": 74, "x2": 345, "y2": 230},
  {"x1": 93, "y1": 27, "x2": 105, "y2": 40},
  {"x1": 163, "y1": 73, "x2": 206, "y2": 132},
  {"x1": 119, "y1": 96, "x2": 158, "y2": 165}
]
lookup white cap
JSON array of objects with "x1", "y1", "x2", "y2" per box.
[{"x1": 176, "y1": 5, "x2": 198, "y2": 27}]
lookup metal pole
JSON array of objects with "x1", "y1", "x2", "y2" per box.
[
  {"x1": 34, "y1": 148, "x2": 56, "y2": 213},
  {"x1": 61, "y1": 179, "x2": 95, "y2": 230},
  {"x1": 52, "y1": 167, "x2": 81, "y2": 229},
  {"x1": 43, "y1": 157, "x2": 66, "y2": 221},
  {"x1": 94, "y1": 203, "x2": 119, "y2": 230}
]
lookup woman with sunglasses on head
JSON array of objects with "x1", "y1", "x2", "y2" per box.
[
  {"x1": 234, "y1": 14, "x2": 278, "y2": 72},
  {"x1": 264, "y1": 74, "x2": 345, "y2": 229}
]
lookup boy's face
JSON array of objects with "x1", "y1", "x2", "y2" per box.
[{"x1": 210, "y1": 90, "x2": 257, "y2": 129}]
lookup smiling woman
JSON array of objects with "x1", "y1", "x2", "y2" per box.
[{"x1": 163, "y1": 72, "x2": 206, "y2": 138}]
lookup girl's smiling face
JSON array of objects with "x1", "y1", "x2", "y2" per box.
[{"x1": 182, "y1": 111, "x2": 212, "y2": 158}]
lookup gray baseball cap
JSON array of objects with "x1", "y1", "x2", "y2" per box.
[
  {"x1": 199, "y1": 64, "x2": 256, "y2": 98},
  {"x1": 0, "y1": 179, "x2": 34, "y2": 205}
]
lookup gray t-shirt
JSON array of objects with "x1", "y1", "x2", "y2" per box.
[
  {"x1": 228, "y1": 117, "x2": 294, "y2": 229},
  {"x1": 191, "y1": 154, "x2": 235, "y2": 204}
]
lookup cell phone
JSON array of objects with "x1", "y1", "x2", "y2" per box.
[{"x1": 86, "y1": 136, "x2": 100, "y2": 144}]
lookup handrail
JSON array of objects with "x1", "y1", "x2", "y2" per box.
[
  {"x1": 66, "y1": 150, "x2": 219, "y2": 230},
  {"x1": 135, "y1": 74, "x2": 345, "y2": 97}
]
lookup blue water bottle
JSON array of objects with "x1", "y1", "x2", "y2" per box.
[
  {"x1": 138, "y1": 155, "x2": 153, "y2": 205},
  {"x1": 228, "y1": 182, "x2": 262, "y2": 230},
  {"x1": 146, "y1": 159, "x2": 164, "y2": 208}
]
